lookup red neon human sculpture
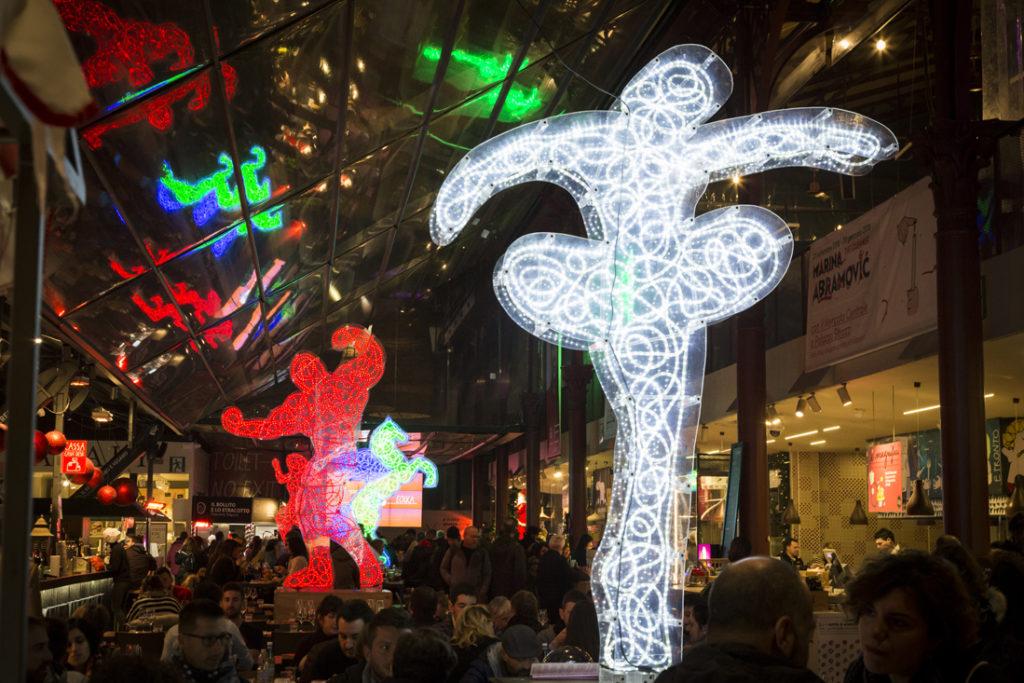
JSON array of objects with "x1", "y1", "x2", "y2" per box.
[{"x1": 221, "y1": 326, "x2": 386, "y2": 589}]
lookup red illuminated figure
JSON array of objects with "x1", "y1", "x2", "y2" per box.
[{"x1": 221, "y1": 326, "x2": 386, "y2": 589}]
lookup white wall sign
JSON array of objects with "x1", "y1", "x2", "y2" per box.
[{"x1": 805, "y1": 176, "x2": 937, "y2": 370}]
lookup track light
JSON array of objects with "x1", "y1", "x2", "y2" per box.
[
  {"x1": 91, "y1": 406, "x2": 113, "y2": 424},
  {"x1": 795, "y1": 396, "x2": 807, "y2": 418},
  {"x1": 807, "y1": 393, "x2": 821, "y2": 413},
  {"x1": 837, "y1": 383, "x2": 852, "y2": 406},
  {"x1": 767, "y1": 404, "x2": 781, "y2": 425}
]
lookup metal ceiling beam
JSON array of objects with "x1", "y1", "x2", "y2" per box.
[
  {"x1": 201, "y1": 0, "x2": 279, "y2": 385},
  {"x1": 318, "y1": 0, "x2": 355, "y2": 352}
]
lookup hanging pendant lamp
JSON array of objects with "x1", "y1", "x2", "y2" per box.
[
  {"x1": 905, "y1": 479, "x2": 935, "y2": 516},
  {"x1": 849, "y1": 500, "x2": 868, "y2": 525},
  {"x1": 781, "y1": 499, "x2": 801, "y2": 525}
]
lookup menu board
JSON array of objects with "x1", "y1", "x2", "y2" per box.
[{"x1": 868, "y1": 441, "x2": 903, "y2": 513}]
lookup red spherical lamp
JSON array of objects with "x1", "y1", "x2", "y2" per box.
[
  {"x1": 96, "y1": 485, "x2": 117, "y2": 505},
  {"x1": 45, "y1": 430, "x2": 67, "y2": 454}
]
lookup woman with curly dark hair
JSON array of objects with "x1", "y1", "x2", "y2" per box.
[{"x1": 843, "y1": 550, "x2": 998, "y2": 683}]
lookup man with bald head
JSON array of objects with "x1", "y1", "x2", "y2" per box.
[{"x1": 656, "y1": 557, "x2": 823, "y2": 682}]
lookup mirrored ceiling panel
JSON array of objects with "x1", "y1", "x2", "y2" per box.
[
  {"x1": 490, "y1": 53, "x2": 570, "y2": 137},
  {"x1": 197, "y1": 299, "x2": 272, "y2": 376},
  {"x1": 248, "y1": 181, "x2": 336, "y2": 288},
  {"x1": 56, "y1": 0, "x2": 214, "y2": 120},
  {"x1": 83, "y1": 65, "x2": 242, "y2": 258},
  {"x1": 43, "y1": 163, "x2": 148, "y2": 317},
  {"x1": 562, "y1": 1, "x2": 655, "y2": 105},
  {"x1": 344, "y1": 0, "x2": 457, "y2": 160},
  {"x1": 266, "y1": 266, "x2": 326, "y2": 344},
  {"x1": 334, "y1": 147, "x2": 400, "y2": 248},
  {"x1": 210, "y1": 0, "x2": 335, "y2": 55},
  {"x1": 64, "y1": 272, "x2": 193, "y2": 374},
  {"x1": 153, "y1": 227, "x2": 266, "y2": 335},
  {"x1": 224, "y1": 2, "x2": 346, "y2": 202},
  {"x1": 330, "y1": 232, "x2": 387, "y2": 305}
]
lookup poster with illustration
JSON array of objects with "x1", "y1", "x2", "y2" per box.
[
  {"x1": 998, "y1": 418, "x2": 1024, "y2": 493},
  {"x1": 910, "y1": 429, "x2": 942, "y2": 501},
  {"x1": 868, "y1": 441, "x2": 903, "y2": 513}
]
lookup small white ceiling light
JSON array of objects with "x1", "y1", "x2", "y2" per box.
[{"x1": 795, "y1": 396, "x2": 808, "y2": 418}]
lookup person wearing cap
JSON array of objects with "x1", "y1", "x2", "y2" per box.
[{"x1": 459, "y1": 624, "x2": 541, "y2": 682}]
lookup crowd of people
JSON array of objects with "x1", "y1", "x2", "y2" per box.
[{"x1": 24, "y1": 515, "x2": 1024, "y2": 683}]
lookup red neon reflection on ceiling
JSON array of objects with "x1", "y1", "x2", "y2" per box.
[
  {"x1": 81, "y1": 65, "x2": 237, "y2": 149},
  {"x1": 131, "y1": 282, "x2": 234, "y2": 347},
  {"x1": 55, "y1": 0, "x2": 193, "y2": 88},
  {"x1": 55, "y1": 0, "x2": 238, "y2": 148}
]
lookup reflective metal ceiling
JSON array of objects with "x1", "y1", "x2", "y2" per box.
[{"x1": 42, "y1": 0, "x2": 674, "y2": 432}]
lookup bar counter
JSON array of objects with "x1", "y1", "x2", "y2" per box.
[{"x1": 40, "y1": 570, "x2": 113, "y2": 618}]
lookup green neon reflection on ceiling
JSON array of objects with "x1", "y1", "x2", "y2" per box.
[{"x1": 419, "y1": 45, "x2": 544, "y2": 121}]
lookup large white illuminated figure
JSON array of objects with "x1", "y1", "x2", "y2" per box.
[{"x1": 431, "y1": 45, "x2": 896, "y2": 674}]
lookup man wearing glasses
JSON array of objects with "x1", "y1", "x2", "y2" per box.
[{"x1": 169, "y1": 600, "x2": 241, "y2": 682}]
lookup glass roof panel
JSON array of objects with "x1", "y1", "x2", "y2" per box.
[
  {"x1": 82, "y1": 65, "x2": 246, "y2": 258},
  {"x1": 561, "y1": 2, "x2": 654, "y2": 107},
  {"x1": 153, "y1": 230, "x2": 268, "y2": 336},
  {"x1": 424, "y1": 2, "x2": 544, "y2": 115},
  {"x1": 197, "y1": 299, "x2": 271, "y2": 374},
  {"x1": 210, "y1": 0, "x2": 336, "y2": 54},
  {"x1": 383, "y1": 209, "x2": 432, "y2": 283},
  {"x1": 63, "y1": 272, "x2": 192, "y2": 374},
  {"x1": 332, "y1": 148, "x2": 401, "y2": 251},
  {"x1": 57, "y1": 0, "x2": 214, "y2": 121},
  {"x1": 223, "y1": 2, "x2": 346, "y2": 201},
  {"x1": 330, "y1": 232, "x2": 387, "y2": 304},
  {"x1": 43, "y1": 163, "x2": 148, "y2": 317},
  {"x1": 266, "y1": 266, "x2": 326, "y2": 343},
  {"x1": 248, "y1": 181, "x2": 336, "y2": 288},
  {"x1": 137, "y1": 340, "x2": 221, "y2": 426},
  {"x1": 343, "y1": 0, "x2": 458, "y2": 160}
]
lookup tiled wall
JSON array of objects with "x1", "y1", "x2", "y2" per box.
[{"x1": 791, "y1": 450, "x2": 937, "y2": 569}]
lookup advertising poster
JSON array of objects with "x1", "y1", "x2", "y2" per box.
[
  {"x1": 993, "y1": 417, "x2": 1024, "y2": 496},
  {"x1": 911, "y1": 429, "x2": 942, "y2": 501},
  {"x1": 805, "y1": 177, "x2": 937, "y2": 370},
  {"x1": 868, "y1": 441, "x2": 903, "y2": 513}
]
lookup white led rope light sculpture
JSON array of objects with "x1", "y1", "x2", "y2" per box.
[{"x1": 430, "y1": 45, "x2": 896, "y2": 674}]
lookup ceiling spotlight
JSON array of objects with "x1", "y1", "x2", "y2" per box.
[
  {"x1": 837, "y1": 383, "x2": 852, "y2": 406},
  {"x1": 875, "y1": 38, "x2": 886, "y2": 51},
  {"x1": 795, "y1": 396, "x2": 807, "y2": 418},
  {"x1": 767, "y1": 404, "x2": 781, "y2": 425},
  {"x1": 70, "y1": 373, "x2": 91, "y2": 388},
  {"x1": 807, "y1": 393, "x2": 821, "y2": 413},
  {"x1": 91, "y1": 406, "x2": 114, "y2": 424},
  {"x1": 838, "y1": 38, "x2": 851, "y2": 49}
]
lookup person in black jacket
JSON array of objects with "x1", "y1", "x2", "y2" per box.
[
  {"x1": 534, "y1": 535, "x2": 583, "y2": 628},
  {"x1": 488, "y1": 521, "x2": 527, "y2": 599},
  {"x1": 655, "y1": 557, "x2": 822, "y2": 683}
]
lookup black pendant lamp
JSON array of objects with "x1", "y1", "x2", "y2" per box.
[
  {"x1": 849, "y1": 500, "x2": 868, "y2": 525},
  {"x1": 905, "y1": 479, "x2": 935, "y2": 516},
  {"x1": 781, "y1": 499, "x2": 801, "y2": 525}
]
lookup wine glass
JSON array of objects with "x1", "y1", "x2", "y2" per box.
[{"x1": 537, "y1": 609, "x2": 549, "y2": 628}]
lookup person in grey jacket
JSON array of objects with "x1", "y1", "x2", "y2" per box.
[{"x1": 441, "y1": 527, "x2": 491, "y2": 599}]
